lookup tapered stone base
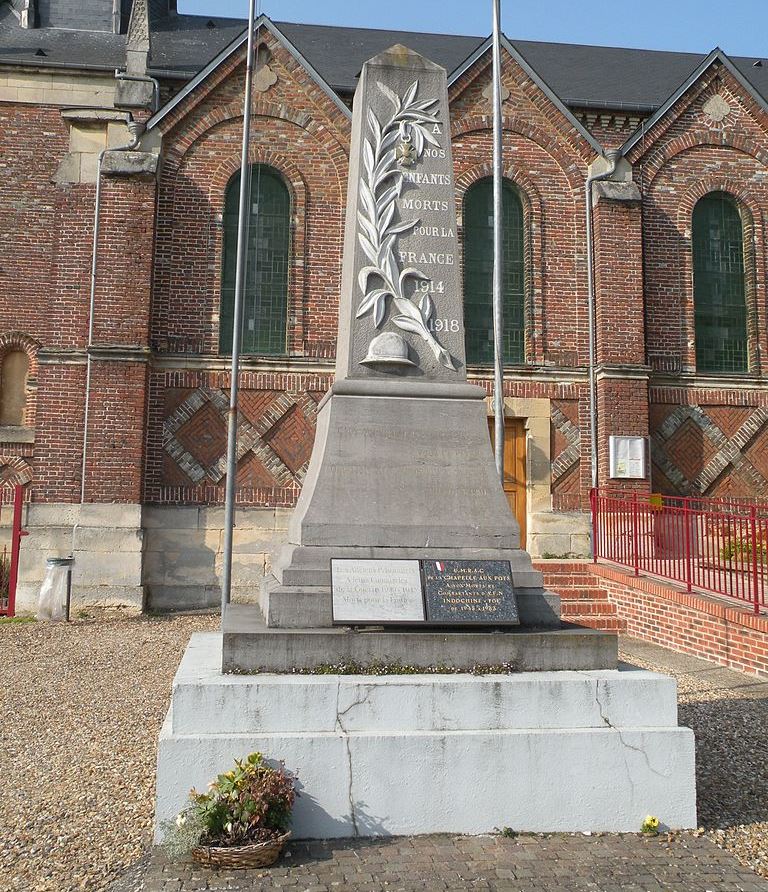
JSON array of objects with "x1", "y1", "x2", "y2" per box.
[
  {"x1": 156, "y1": 634, "x2": 697, "y2": 838},
  {"x1": 255, "y1": 382, "x2": 560, "y2": 633}
]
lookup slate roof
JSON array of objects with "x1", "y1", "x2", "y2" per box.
[{"x1": 0, "y1": 8, "x2": 766, "y2": 114}]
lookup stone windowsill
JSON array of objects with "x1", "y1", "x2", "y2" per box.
[{"x1": 0, "y1": 426, "x2": 34, "y2": 444}]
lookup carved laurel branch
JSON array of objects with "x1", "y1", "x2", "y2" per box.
[{"x1": 355, "y1": 80, "x2": 457, "y2": 371}]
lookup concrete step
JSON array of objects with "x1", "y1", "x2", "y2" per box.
[{"x1": 222, "y1": 604, "x2": 619, "y2": 673}]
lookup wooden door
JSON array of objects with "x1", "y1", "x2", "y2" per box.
[{"x1": 488, "y1": 418, "x2": 527, "y2": 548}]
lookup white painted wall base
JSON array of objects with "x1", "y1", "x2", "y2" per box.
[{"x1": 155, "y1": 634, "x2": 697, "y2": 838}]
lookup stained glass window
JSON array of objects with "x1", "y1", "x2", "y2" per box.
[
  {"x1": 462, "y1": 178, "x2": 525, "y2": 365},
  {"x1": 692, "y1": 192, "x2": 748, "y2": 373},
  {"x1": 220, "y1": 165, "x2": 290, "y2": 355}
]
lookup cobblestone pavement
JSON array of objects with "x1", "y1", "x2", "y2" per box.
[{"x1": 117, "y1": 832, "x2": 768, "y2": 891}]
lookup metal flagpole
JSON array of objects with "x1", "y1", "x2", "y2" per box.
[
  {"x1": 221, "y1": 0, "x2": 257, "y2": 617},
  {"x1": 491, "y1": 0, "x2": 505, "y2": 483}
]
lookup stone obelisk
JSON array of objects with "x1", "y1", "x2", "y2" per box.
[{"x1": 225, "y1": 46, "x2": 562, "y2": 666}]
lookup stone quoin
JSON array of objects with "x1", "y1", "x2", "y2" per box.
[{"x1": 0, "y1": 0, "x2": 767, "y2": 609}]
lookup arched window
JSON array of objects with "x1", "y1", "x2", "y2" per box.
[
  {"x1": 220, "y1": 165, "x2": 290, "y2": 355},
  {"x1": 462, "y1": 178, "x2": 525, "y2": 365},
  {"x1": 692, "y1": 192, "x2": 748, "y2": 373},
  {"x1": 0, "y1": 350, "x2": 29, "y2": 426}
]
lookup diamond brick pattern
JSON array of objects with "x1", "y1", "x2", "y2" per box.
[
  {"x1": 235, "y1": 452, "x2": 277, "y2": 489},
  {"x1": 551, "y1": 403, "x2": 580, "y2": 484},
  {"x1": 238, "y1": 390, "x2": 280, "y2": 427},
  {"x1": 706, "y1": 406, "x2": 752, "y2": 439},
  {"x1": 664, "y1": 418, "x2": 708, "y2": 483},
  {"x1": 162, "y1": 385, "x2": 319, "y2": 492},
  {"x1": 264, "y1": 404, "x2": 314, "y2": 474},
  {"x1": 162, "y1": 453, "x2": 194, "y2": 488},
  {"x1": 176, "y1": 401, "x2": 227, "y2": 469},
  {"x1": 651, "y1": 403, "x2": 768, "y2": 497}
]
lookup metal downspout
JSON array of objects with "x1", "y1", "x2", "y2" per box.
[
  {"x1": 79, "y1": 117, "x2": 144, "y2": 509},
  {"x1": 585, "y1": 149, "x2": 620, "y2": 494}
]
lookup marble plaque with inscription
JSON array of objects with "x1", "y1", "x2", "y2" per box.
[
  {"x1": 422, "y1": 560, "x2": 520, "y2": 625},
  {"x1": 331, "y1": 559, "x2": 425, "y2": 623}
]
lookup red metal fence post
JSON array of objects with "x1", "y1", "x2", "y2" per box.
[
  {"x1": 632, "y1": 491, "x2": 640, "y2": 577},
  {"x1": 590, "y1": 488, "x2": 599, "y2": 563},
  {"x1": 751, "y1": 506, "x2": 760, "y2": 616},
  {"x1": 7, "y1": 484, "x2": 27, "y2": 618},
  {"x1": 684, "y1": 497, "x2": 693, "y2": 593}
]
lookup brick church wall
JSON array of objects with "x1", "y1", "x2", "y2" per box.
[{"x1": 4, "y1": 31, "x2": 768, "y2": 606}]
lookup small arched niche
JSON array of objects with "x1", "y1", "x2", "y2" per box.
[{"x1": 0, "y1": 350, "x2": 29, "y2": 426}]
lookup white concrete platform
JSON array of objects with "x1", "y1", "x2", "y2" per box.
[{"x1": 155, "y1": 633, "x2": 697, "y2": 838}]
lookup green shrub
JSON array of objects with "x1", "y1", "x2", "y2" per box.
[{"x1": 720, "y1": 537, "x2": 768, "y2": 562}]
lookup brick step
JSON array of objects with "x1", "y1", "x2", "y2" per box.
[
  {"x1": 541, "y1": 574, "x2": 600, "y2": 586},
  {"x1": 560, "y1": 600, "x2": 617, "y2": 617},
  {"x1": 545, "y1": 586, "x2": 610, "y2": 599},
  {"x1": 534, "y1": 563, "x2": 596, "y2": 574},
  {"x1": 565, "y1": 616, "x2": 627, "y2": 632}
]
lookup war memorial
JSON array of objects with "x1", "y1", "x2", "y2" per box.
[{"x1": 155, "y1": 46, "x2": 697, "y2": 838}]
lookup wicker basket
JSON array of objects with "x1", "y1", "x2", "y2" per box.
[{"x1": 191, "y1": 831, "x2": 291, "y2": 869}]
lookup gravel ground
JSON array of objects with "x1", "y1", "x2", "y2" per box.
[
  {"x1": 0, "y1": 614, "x2": 218, "y2": 892},
  {"x1": 619, "y1": 639, "x2": 768, "y2": 881},
  {"x1": 0, "y1": 618, "x2": 765, "y2": 891}
]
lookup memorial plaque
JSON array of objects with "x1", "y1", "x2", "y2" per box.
[
  {"x1": 422, "y1": 560, "x2": 520, "y2": 625},
  {"x1": 331, "y1": 559, "x2": 425, "y2": 623}
]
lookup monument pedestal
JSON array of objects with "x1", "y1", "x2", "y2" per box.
[
  {"x1": 156, "y1": 634, "x2": 697, "y2": 838},
  {"x1": 156, "y1": 44, "x2": 698, "y2": 843},
  {"x1": 222, "y1": 604, "x2": 614, "y2": 673}
]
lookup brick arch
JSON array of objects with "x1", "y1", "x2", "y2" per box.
[
  {"x1": 206, "y1": 150, "x2": 311, "y2": 356},
  {"x1": 454, "y1": 163, "x2": 545, "y2": 364},
  {"x1": 642, "y1": 131, "x2": 768, "y2": 188},
  {"x1": 208, "y1": 149, "x2": 308, "y2": 215},
  {"x1": 0, "y1": 455, "x2": 32, "y2": 487},
  {"x1": 674, "y1": 180, "x2": 764, "y2": 376},
  {"x1": 0, "y1": 332, "x2": 40, "y2": 377},
  {"x1": 676, "y1": 177, "x2": 762, "y2": 233},
  {"x1": 0, "y1": 332, "x2": 40, "y2": 428},
  {"x1": 164, "y1": 100, "x2": 348, "y2": 178},
  {"x1": 451, "y1": 113, "x2": 587, "y2": 193}
]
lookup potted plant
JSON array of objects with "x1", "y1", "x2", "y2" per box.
[{"x1": 161, "y1": 751, "x2": 297, "y2": 869}]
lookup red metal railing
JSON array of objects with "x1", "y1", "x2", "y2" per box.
[
  {"x1": 0, "y1": 484, "x2": 28, "y2": 617},
  {"x1": 591, "y1": 488, "x2": 768, "y2": 615}
]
